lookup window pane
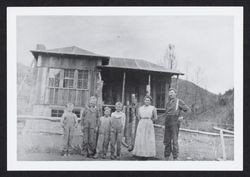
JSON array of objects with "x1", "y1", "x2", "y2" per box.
[
  {"x1": 83, "y1": 79, "x2": 88, "y2": 89},
  {"x1": 77, "y1": 70, "x2": 88, "y2": 89},
  {"x1": 78, "y1": 70, "x2": 83, "y2": 79},
  {"x1": 64, "y1": 70, "x2": 69, "y2": 77},
  {"x1": 73, "y1": 110, "x2": 80, "y2": 118},
  {"x1": 77, "y1": 80, "x2": 82, "y2": 89},
  {"x1": 51, "y1": 109, "x2": 64, "y2": 117},
  {"x1": 69, "y1": 70, "x2": 74, "y2": 78},
  {"x1": 48, "y1": 69, "x2": 61, "y2": 87},
  {"x1": 54, "y1": 79, "x2": 60, "y2": 87},
  {"x1": 63, "y1": 69, "x2": 75, "y2": 88},
  {"x1": 63, "y1": 79, "x2": 68, "y2": 88},
  {"x1": 69, "y1": 80, "x2": 74, "y2": 88},
  {"x1": 48, "y1": 78, "x2": 54, "y2": 87},
  {"x1": 83, "y1": 71, "x2": 88, "y2": 81},
  {"x1": 58, "y1": 110, "x2": 64, "y2": 117}
]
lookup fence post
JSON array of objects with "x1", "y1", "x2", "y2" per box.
[{"x1": 220, "y1": 130, "x2": 227, "y2": 160}]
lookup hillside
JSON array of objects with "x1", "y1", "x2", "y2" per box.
[
  {"x1": 17, "y1": 62, "x2": 234, "y2": 131},
  {"x1": 156, "y1": 78, "x2": 234, "y2": 132},
  {"x1": 17, "y1": 63, "x2": 33, "y2": 114},
  {"x1": 171, "y1": 78, "x2": 218, "y2": 112}
]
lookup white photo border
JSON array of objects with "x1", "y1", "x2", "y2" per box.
[{"x1": 7, "y1": 6, "x2": 243, "y2": 171}]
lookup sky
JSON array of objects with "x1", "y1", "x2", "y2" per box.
[{"x1": 17, "y1": 16, "x2": 234, "y2": 94}]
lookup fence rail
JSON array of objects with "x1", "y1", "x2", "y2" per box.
[{"x1": 17, "y1": 115, "x2": 234, "y2": 138}]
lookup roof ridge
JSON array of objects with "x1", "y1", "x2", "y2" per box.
[
  {"x1": 110, "y1": 56, "x2": 166, "y2": 69},
  {"x1": 44, "y1": 45, "x2": 100, "y2": 56},
  {"x1": 107, "y1": 57, "x2": 183, "y2": 75}
]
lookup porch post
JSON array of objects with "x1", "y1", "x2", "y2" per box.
[
  {"x1": 165, "y1": 75, "x2": 170, "y2": 108},
  {"x1": 122, "y1": 71, "x2": 126, "y2": 105},
  {"x1": 176, "y1": 74, "x2": 179, "y2": 92},
  {"x1": 96, "y1": 70, "x2": 103, "y2": 115},
  {"x1": 146, "y1": 74, "x2": 151, "y2": 96}
]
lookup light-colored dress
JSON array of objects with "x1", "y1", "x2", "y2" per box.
[{"x1": 132, "y1": 105, "x2": 157, "y2": 157}]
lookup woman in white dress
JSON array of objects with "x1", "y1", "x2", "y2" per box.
[{"x1": 132, "y1": 95, "x2": 157, "y2": 158}]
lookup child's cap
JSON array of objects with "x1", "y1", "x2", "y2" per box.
[
  {"x1": 144, "y1": 95, "x2": 152, "y2": 101},
  {"x1": 66, "y1": 103, "x2": 74, "y2": 107},
  {"x1": 90, "y1": 96, "x2": 97, "y2": 100},
  {"x1": 104, "y1": 106, "x2": 111, "y2": 112},
  {"x1": 115, "y1": 102, "x2": 123, "y2": 106},
  {"x1": 169, "y1": 88, "x2": 177, "y2": 93}
]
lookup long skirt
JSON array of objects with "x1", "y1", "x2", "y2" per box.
[{"x1": 132, "y1": 119, "x2": 156, "y2": 157}]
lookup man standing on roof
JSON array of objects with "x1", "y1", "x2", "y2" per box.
[{"x1": 164, "y1": 88, "x2": 191, "y2": 160}]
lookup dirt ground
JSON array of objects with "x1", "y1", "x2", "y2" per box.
[{"x1": 17, "y1": 126, "x2": 234, "y2": 161}]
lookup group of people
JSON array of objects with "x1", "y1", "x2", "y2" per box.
[{"x1": 60, "y1": 88, "x2": 190, "y2": 160}]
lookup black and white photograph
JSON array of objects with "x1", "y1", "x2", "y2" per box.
[{"x1": 7, "y1": 7, "x2": 243, "y2": 170}]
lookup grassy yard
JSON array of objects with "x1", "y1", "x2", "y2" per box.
[{"x1": 17, "y1": 121, "x2": 234, "y2": 161}]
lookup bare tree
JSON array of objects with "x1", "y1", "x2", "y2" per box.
[
  {"x1": 162, "y1": 44, "x2": 177, "y2": 70},
  {"x1": 183, "y1": 60, "x2": 190, "y2": 100},
  {"x1": 194, "y1": 66, "x2": 207, "y2": 114},
  {"x1": 194, "y1": 67, "x2": 201, "y2": 107}
]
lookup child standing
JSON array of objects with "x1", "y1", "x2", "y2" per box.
[
  {"x1": 110, "y1": 102, "x2": 126, "y2": 160},
  {"x1": 94, "y1": 107, "x2": 111, "y2": 159},
  {"x1": 80, "y1": 96, "x2": 100, "y2": 158},
  {"x1": 60, "y1": 103, "x2": 78, "y2": 156}
]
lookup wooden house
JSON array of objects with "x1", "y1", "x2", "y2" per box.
[{"x1": 30, "y1": 44, "x2": 183, "y2": 117}]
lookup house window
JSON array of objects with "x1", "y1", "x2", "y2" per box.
[
  {"x1": 48, "y1": 69, "x2": 61, "y2": 87},
  {"x1": 63, "y1": 69, "x2": 75, "y2": 88},
  {"x1": 51, "y1": 109, "x2": 80, "y2": 118},
  {"x1": 73, "y1": 109, "x2": 81, "y2": 118},
  {"x1": 47, "y1": 69, "x2": 61, "y2": 104},
  {"x1": 77, "y1": 70, "x2": 88, "y2": 89},
  {"x1": 51, "y1": 109, "x2": 64, "y2": 117}
]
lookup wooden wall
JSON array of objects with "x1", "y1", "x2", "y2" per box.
[
  {"x1": 33, "y1": 53, "x2": 173, "y2": 110},
  {"x1": 151, "y1": 73, "x2": 171, "y2": 108},
  {"x1": 101, "y1": 68, "x2": 172, "y2": 109},
  {"x1": 33, "y1": 54, "x2": 101, "y2": 107},
  {"x1": 37, "y1": 54, "x2": 101, "y2": 70}
]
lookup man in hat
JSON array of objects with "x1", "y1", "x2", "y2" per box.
[{"x1": 164, "y1": 88, "x2": 191, "y2": 160}]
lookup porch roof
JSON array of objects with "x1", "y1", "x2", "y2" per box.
[
  {"x1": 30, "y1": 45, "x2": 183, "y2": 75},
  {"x1": 99, "y1": 57, "x2": 184, "y2": 75}
]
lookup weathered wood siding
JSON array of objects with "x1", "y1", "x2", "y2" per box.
[
  {"x1": 102, "y1": 69, "x2": 171, "y2": 109},
  {"x1": 34, "y1": 67, "x2": 48, "y2": 104},
  {"x1": 165, "y1": 75, "x2": 171, "y2": 107},
  {"x1": 34, "y1": 54, "x2": 101, "y2": 107},
  {"x1": 151, "y1": 73, "x2": 171, "y2": 108},
  {"x1": 37, "y1": 54, "x2": 99, "y2": 70}
]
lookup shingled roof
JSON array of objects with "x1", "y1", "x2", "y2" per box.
[
  {"x1": 46, "y1": 46, "x2": 101, "y2": 56},
  {"x1": 100, "y1": 57, "x2": 184, "y2": 75},
  {"x1": 30, "y1": 45, "x2": 183, "y2": 75},
  {"x1": 30, "y1": 46, "x2": 109, "y2": 58}
]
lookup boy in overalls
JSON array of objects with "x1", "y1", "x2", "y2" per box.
[
  {"x1": 60, "y1": 103, "x2": 78, "y2": 156},
  {"x1": 94, "y1": 106, "x2": 111, "y2": 159},
  {"x1": 110, "y1": 102, "x2": 126, "y2": 160},
  {"x1": 80, "y1": 96, "x2": 100, "y2": 158}
]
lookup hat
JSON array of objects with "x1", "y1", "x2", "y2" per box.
[
  {"x1": 104, "y1": 106, "x2": 111, "y2": 111},
  {"x1": 144, "y1": 95, "x2": 152, "y2": 101},
  {"x1": 169, "y1": 88, "x2": 177, "y2": 93}
]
